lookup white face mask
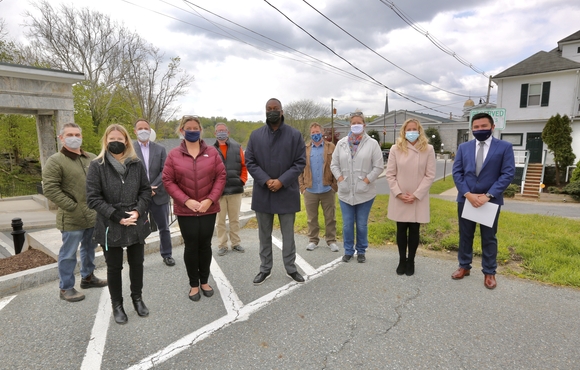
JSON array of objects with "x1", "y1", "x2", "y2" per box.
[
  {"x1": 351, "y1": 124, "x2": 364, "y2": 135},
  {"x1": 137, "y1": 129, "x2": 151, "y2": 142},
  {"x1": 64, "y1": 136, "x2": 82, "y2": 150}
]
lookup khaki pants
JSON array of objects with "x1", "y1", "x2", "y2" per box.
[
  {"x1": 303, "y1": 189, "x2": 337, "y2": 245},
  {"x1": 216, "y1": 193, "x2": 243, "y2": 248}
]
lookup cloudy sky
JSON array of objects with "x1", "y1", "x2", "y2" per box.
[{"x1": 2, "y1": 0, "x2": 580, "y2": 122}]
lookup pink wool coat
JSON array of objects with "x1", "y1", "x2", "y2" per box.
[{"x1": 386, "y1": 142, "x2": 436, "y2": 223}]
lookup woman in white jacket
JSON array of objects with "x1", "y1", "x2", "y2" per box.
[{"x1": 331, "y1": 111, "x2": 383, "y2": 263}]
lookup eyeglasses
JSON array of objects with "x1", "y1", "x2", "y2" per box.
[{"x1": 350, "y1": 111, "x2": 364, "y2": 118}]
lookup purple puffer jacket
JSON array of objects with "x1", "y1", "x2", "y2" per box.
[{"x1": 162, "y1": 140, "x2": 226, "y2": 216}]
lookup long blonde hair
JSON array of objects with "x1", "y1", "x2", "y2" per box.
[
  {"x1": 95, "y1": 124, "x2": 138, "y2": 163},
  {"x1": 395, "y1": 119, "x2": 429, "y2": 154}
]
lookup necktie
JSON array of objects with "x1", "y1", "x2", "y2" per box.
[{"x1": 476, "y1": 141, "x2": 484, "y2": 176}]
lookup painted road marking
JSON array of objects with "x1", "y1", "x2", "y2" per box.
[
  {"x1": 210, "y1": 256, "x2": 243, "y2": 315},
  {"x1": 81, "y1": 288, "x2": 112, "y2": 370},
  {"x1": 0, "y1": 295, "x2": 16, "y2": 311},
  {"x1": 272, "y1": 235, "x2": 316, "y2": 276}
]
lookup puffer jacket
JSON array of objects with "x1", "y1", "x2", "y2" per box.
[
  {"x1": 162, "y1": 140, "x2": 226, "y2": 216},
  {"x1": 330, "y1": 134, "x2": 384, "y2": 206},
  {"x1": 86, "y1": 156, "x2": 152, "y2": 248},
  {"x1": 42, "y1": 147, "x2": 97, "y2": 231}
]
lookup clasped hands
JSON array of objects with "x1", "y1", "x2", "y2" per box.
[
  {"x1": 396, "y1": 192, "x2": 416, "y2": 204},
  {"x1": 185, "y1": 198, "x2": 212, "y2": 213},
  {"x1": 465, "y1": 192, "x2": 490, "y2": 208},
  {"x1": 120, "y1": 210, "x2": 139, "y2": 227},
  {"x1": 267, "y1": 179, "x2": 282, "y2": 192}
]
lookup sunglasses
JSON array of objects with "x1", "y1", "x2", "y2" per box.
[{"x1": 350, "y1": 111, "x2": 364, "y2": 118}]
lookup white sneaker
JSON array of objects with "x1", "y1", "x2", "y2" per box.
[
  {"x1": 306, "y1": 242, "x2": 318, "y2": 251},
  {"x1": 328, "y1": 243, "x2": 339, "y2": 252}
]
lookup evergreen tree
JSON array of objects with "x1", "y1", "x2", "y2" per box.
[
  {"x1": 542, "y1": 114, "x2": 576, "y2": 186},
  {"x1": 425, "y1": 127, "x2": 442, "y2": 151}
]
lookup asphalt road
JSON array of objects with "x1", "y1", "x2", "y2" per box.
[{"x1": 1, "y1": 228, "x2": 579, "y2": 369}]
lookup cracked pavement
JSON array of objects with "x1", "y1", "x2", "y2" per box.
[{"x1": 1, "y1": 228, "x2": 579, "y2": 369}]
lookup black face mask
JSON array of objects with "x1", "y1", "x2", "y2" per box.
[
  {"x1": 266, "y1": 111, "x2": 281, "y2": 124},
  {"x1": 108, "y1": 141, "x2": 126, "y2": 155}
]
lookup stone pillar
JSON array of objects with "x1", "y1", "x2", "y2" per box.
[
  {"x1": 36, "y1": 114, "x2": 56, "y2": 169},
  {"x1": 54, "y1": 110, "x2": 75, "y2": 137}
]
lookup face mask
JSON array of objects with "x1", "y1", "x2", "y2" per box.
[
  {"x1": 311, "y1": 133, "x2": 322, "y2": 142},
  {"x1": 266, "y1": 111, "x2": 281, "y2": 124},
  {"x1": 137, "y1": 129, "x2": 151, "y2": 142},
  {"x1": 108, "y1": 141, "x2": 126, "y2": 155},
  {"x1": 184, "y1": 130, "x2": 201, "y2": 142},
  {"x1": 216, "y1": 132, "x2": 229, "y2": 141},
  {"x1": 64, "y1": 137, "x2": 82, "y2": 150},
  {"x1": 351, "y1": 124, "x2": 364, "y2": 135},
  {"x1": 472, "y1": 129, "x2": 492, "y2": 142},
  {"x1": 405, "y1": 131, "x2": 420, "y2": 142}
]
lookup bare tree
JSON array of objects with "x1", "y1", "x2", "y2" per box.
[{"x1": 284, "y1": 99, "x2": 330, "y2": 138}]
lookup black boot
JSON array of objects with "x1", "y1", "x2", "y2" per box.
[
  {"x1": 132, "y1": 295, "x2": 149, "y2": 317},
  {"x1": 112, "y1": 300, "x2": 128, "y2": 325},
  {"x1": 396, "y1": 259, "x2": 406, "y2": 275},
  {"x1": 405, "y1": 259, "x2": 415, "y2": 276}
]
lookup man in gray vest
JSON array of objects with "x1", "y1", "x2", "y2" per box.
[
  {"x1": 43, "y1": 123, "x2": 107, "y2": 302},
  {"x1": 134, "y1": 119, "x2": 174, "y2": 266},
  {"x1": 213, "y1": 122, "x2": 247, "y2": 256}
]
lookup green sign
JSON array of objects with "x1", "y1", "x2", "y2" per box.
[{"x1": 469, "y1": 108, "x2": 507, "y2": 130}]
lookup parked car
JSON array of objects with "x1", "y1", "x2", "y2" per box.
[{"x1": 382, "y1": 149, "x2": 390, "y2": 163}]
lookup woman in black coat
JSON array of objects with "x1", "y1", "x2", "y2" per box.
[{"x1": 86, "y1": 124, "x2": 151, "y2": 325}]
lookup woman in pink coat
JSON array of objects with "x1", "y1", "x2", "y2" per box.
[{"x1": 386, "y1": 119, "x2": 435, "y2": 276}]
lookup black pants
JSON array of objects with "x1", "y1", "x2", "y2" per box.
[
  {"x1": 103, "y1": 243, "x2": 144, "y2": 303},
  {"x1": 178, "y1": 214, "x2": 217, "y2": 288},
  {"x1": 396, "y1": 222, "x2": 420, "y2": 261}
]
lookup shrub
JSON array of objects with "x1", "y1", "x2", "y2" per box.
[
  {"x1": 504, "y1": 184, "x2": 519, "y2": 198},
  {"x1": 548, "y1": 186, "x2": 561, "y2": 194},
  {"x1": 381, "y1": 142, "x2": 393, "y2": 150},
  {"x1": 563, "y1": 181, "x2": 580, "y2": 201}
]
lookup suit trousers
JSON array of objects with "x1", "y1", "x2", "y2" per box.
[
  {"x1": 255, "y1": 211, "x2": 297, "y2": 274},
  {"x1": 216, "y1": 193, "x2": 243, "y2": 248},
  {"x1": 303, "y1": 189, "x2": 337, "y2": 245},
  {"x1": 457, "y1": 202, "x2": 501, "y2": 275},
  {"x1": 149, "y1": 201, "x2": 172, "y2": 258},
  {"x1": 178, "y1": 214, "x2": 217, "y2": 287}
]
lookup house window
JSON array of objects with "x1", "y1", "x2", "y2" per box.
[
  {"x1": 520, "y1": 81, "x2": 551, "y2": 108},
  {"x1": 501, "y1": 133, "x2": 523, "y2": 146},
  {"x1": 577, "y1": 46, "x2": 580, "y2": 53}
]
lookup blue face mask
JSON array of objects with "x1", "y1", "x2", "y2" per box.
[
  {"x1": 472, "y1": 129, "x2": 492, "y2": 142},
  {"x1": 184, "y1": 130, "x2": 200, "y2": 142},
  {"x1": 311, "y1": 133, "x2": 322, "y2": 142},
  {"x1": 405, "y1": 131, "x2": 420, "y2": 142}
]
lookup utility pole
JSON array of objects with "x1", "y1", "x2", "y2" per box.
[
  {"x1": 331, "y1": 98, "x2": 336, "y2": 143},
  {"x1": 486, "y1": 75, "x2": 493, "y2": 105},
  {"x1": 383, "y1": 91, "x2": 388, "y2": 144}
]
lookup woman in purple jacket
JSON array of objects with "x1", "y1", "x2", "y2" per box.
[{"x1": 162, "y1": 116, "x2": 226, "y2": 302}]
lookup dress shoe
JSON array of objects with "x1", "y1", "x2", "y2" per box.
[
  {"x1": 163, "y1": 257, "x2": 176, "y2": 266},
  {"x1": 451, "y1": 267, "x2": 471, "y2": 280},
  {"x1": 253, "y1": 271, "x2": 271, "y2": 285},
  {"x1": 59, "y1": 288, "x2": 85, "y2": 302},
  {"x1": 287, "y1": 271, "x2": 305, "y2": 283},
  {"x1": 80, "y1": 273, "x2": 108, "y2": 289},
  {"x1": 232, "y1": 245, "x2": 245, "y2": 253},
  {"x1": 112, "y1": 301, "x2": 128, "y2": 324},
  {"x1": 396, "y1": 259, "x2": 406, "y2": 275},
  {"x1": 188, "y1": 287, "x2": 201, "y2": 301},
  {"x1": 357, "y1": 254, "x2": 366, "y2": 263},
  {"x1": 405, "y1": 260, "x2": 415, "y2": 276},
  {"x1": 484, "y1": 274, "x2": 497, "y2": 289},
  {"x1": 200, "y1": 285, "x2": 214, "y2": 297},
  {"x1": 342, "y1": 255, "x2": 353, "y2": 262},
  {"x1": 132, "y1": 296, "x2": 149, "y2": 317}
]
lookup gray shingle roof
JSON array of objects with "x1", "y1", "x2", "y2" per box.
[
  {"x1": 558, "y1": 30, "x2": 580, "y2": 44},
  {"x1": 493, "y1": 49, "x2": 580, "y2": 79}
]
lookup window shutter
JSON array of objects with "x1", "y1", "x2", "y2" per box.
[
  {"x1": 541, "y1": 81, "x2": 551, "y2": 106},
  {"x1": 520, "y1": 84, "x2": 528, "y2": 108}
]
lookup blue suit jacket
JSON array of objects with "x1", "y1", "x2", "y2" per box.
[
  {"x1": 452, "y1": 137, "x2": 515, "y2": 205},
  {"x1": 134, "y1": 140, "x2": 169, "y2": 205}
]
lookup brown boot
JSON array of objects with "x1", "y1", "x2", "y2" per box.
[{"x1": 59, "y1": 288, "x2": 85, "y2": 302}]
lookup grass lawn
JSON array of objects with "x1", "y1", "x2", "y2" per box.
[{"x1": 246, "y1": 184, "x2": 580, "y2": 288}]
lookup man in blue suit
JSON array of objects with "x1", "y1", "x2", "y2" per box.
[
  {"x1": 452, "y1": 113, "x2": 515, "y2": 289},
  {"x1": 134, "y1": 119, "x2": 174, "y2": 266}
]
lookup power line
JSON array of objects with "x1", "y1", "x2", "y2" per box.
[
  {"x1": 378, "y1": 0, "x2": 489, "y2": 77},
  {"x1": 262, "y1": 0, "x2": 463, "y2": 118},
  {"x1": 301, "y1": 0, "x2": 478, "y2": 98}
]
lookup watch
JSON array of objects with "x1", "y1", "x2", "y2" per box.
[{"x1": 485, "y1": 193, "x2": 494, "y2": 199}]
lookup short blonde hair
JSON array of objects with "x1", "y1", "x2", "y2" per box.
[
  {"x1": 395, "y1": 118, "x2": 429, "y2": 153},
  {"x1": 177, "y1": 115, "x2": 202, "y2": 134},
  {"x1": 309, "y1": 122, "x2": 322, "y2": 130},
  {"x1": 95, "y1": 124, "x2": 138, "y2": 163}
]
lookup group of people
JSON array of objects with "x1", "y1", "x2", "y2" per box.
[{"x1": 42, "y1": 96, "x2": 514, "y2": 325}]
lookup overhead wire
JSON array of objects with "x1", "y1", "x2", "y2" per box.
[
  {"x1": 378, "y1": 0, "x2": 489, "y2": 77},
  {"x1": 301, "y1": 0, "x2": 479, "y2": 98},
  {"x1": 262, "y1": 0, "x2": 464, "y2": 118}
]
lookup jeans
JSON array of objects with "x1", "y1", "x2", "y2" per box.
[
  {"x1": 339, "y1": 198, "x2": 375, "y2": 256},
  {"x1": 150, "y1": 201, "x2": 172, "y2": 258},
  {"x1": 58, "y1": 228, "x2": 97, "y2": 290}
]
